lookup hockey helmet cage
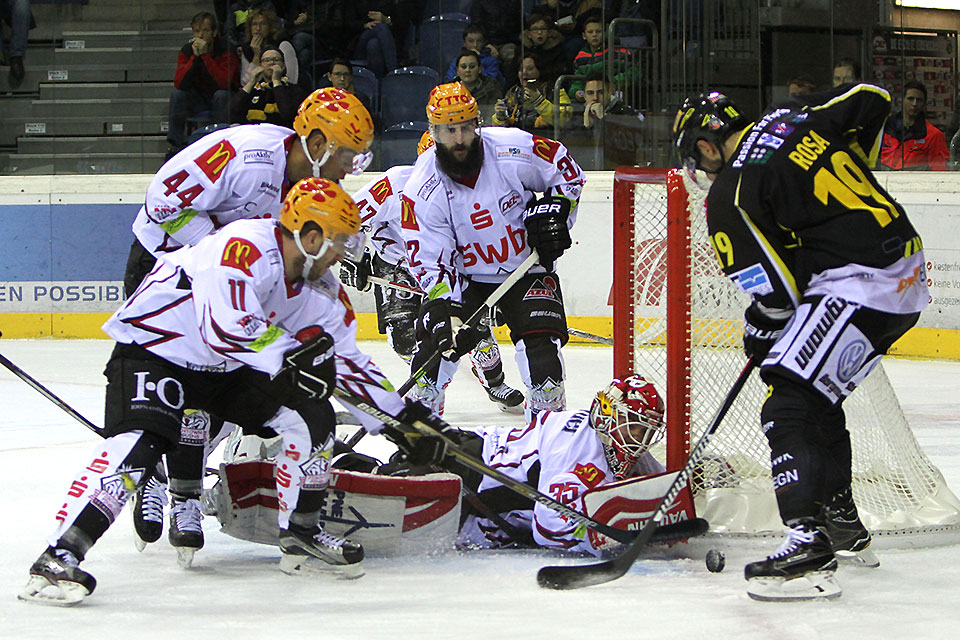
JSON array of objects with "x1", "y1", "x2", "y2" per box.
[
  {"x1": 426, "y1": 82, "x2": 479, "y2": 125},
  {"x1": 280, "y1": 177, "x2": 363, "y2": 260},
  {"x1": 417, "y1": 130, "x2": 435, "y2": 156},
  {"x1": 589, "y1": 375, "x2": 665, "y2": 480},
  {"x1": 672, "y1": 92, "x2": 749, "y2": 173}
]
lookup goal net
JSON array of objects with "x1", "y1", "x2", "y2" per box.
[{"x1": 612, "y1": 167, "x2": 960, "y2": 544}]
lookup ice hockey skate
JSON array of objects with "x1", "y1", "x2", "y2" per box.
[
  {"x1": 822, "y1": 488, "x2": 880, "y2": 568},
  {"x1": 19, "y1": 548, "x2": 97, "y2": 607},
  {"x1": 279, "y1": 523, "x2": 365, "y2": 580},
  {"x1": 132, "y1": 468, "x2": 168, "y2": 551},
  {"x1": 169, "y1": 496, "x2": 204, "y2": 568},
  {"x1": 484, "y1": 381, "x2": 525, "y2": 413},
  {"x1": 745, "y1": 519, "x2": 841, "y2": 602}
]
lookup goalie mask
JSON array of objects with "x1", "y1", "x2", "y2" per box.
[
  {"x1": 294, "y1": 88, "x2": 375, "y2": 177},
  {"x1": 672, "y1": 92, "x2": 749, "y2": 174},
  {"x1": 589, "y1": 375, "x2": 665, "y2": 480}
]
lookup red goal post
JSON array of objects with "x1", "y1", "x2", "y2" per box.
[{"x1": 611, "y1": 166, "x2": 960, "y2": 544}]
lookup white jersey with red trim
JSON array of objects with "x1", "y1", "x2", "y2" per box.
[
  {"x1": 352, "y1": 165, "x2": 414, "y2": 266},
  {"x1": 460, "y1": 408, "x2": 656, "y2": 555},
  {"x1": 105, "y1": 218, "x2": 403, "y2": 430},
  {"x1": 400, "y1": 127, "x2": 585, "y2": 300},
  {"x1": 133, "y1": 124, "x2": 295, "y2": 256}
]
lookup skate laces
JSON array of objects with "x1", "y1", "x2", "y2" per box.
[
  {"x1": 140, "y1": 477, "x2": 168, "y2": 523},
  {"x1": 487, "y1": 383, "x2": 516, "y2": 401},
  {"x1": 171, "y1": 499, "x2": 203, "y2": 533},
  {"x1": 770, "y1": 526, "x2": 816, "y2": 559},
  {"x1": 314, "y1": 529, "x2": 346, "y2": 550},
  {"x1": 52, "y1": 548, "x2": 80, "y2": 568}
]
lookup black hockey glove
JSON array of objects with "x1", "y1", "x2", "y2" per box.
[
  {"x1": 418, "y1": 298, "x2": 485, "y2": 362},
  {"x1": 523, "y1": 195, "x2": 573, "y2": 271},
  {"x1": 277, "y1": 326, "x2": 337, "y2": 401},
  {"x1": 339, "y1": 250, "x2": 373, "y2": 292},
  {"x1": 385, "y1": 399, "x2": 462, "y2": 468},
  {"x1": 743, "y1": 302, "x2": 791, "y2": 362}
]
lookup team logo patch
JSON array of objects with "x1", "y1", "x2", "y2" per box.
[
  {"x1": 195, "y1": 139, "x2": 237, "y2": 182},
  {"x1": 243, "y1": 148, "x2": 274, "y2": 164},
  {"x1": 496, "y1": 145, "x2": 531, "y2": 161},
  {"x1": 573, "y1": 463, "x2": 606, "y2": 489},
  {"x1": 757, "y1": 132, "x2": 785, "y2": 149},
  {"x1": 400, "y1": 194, "x2": 419, "y2": 230},
  {"x1": 369, "y1": 176, "x2": 393, "y2": 205},
  {"x1": 771, "y1": 122, "x2": 794, "y2": 136},
  {"x1": 417, "y1": 173, "x2": 441, "y2": 200},
  {"x1": 532, "y1": 135, "x2": 561, "y2": 162},
  {"x1": 221, "y1": 237, "x2": 262, "y2": 276},
  {"x1": 499, "y1": 190, "x2": 523, "y2": 213},
  {"x1": 730, "y1": 263, "x2": 774, "y2": 296},
  {"x1": 523, "y1": 276, "x2": 560, "y2": 301},
  {"x1": 837, "y1": 340, "x2": 867, "y2": 382}
]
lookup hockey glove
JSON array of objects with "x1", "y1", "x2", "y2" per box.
[
  {"x1": 743, "y1": 302, "x2": 791, "y2": 362},
  {"x1": 386, "y1": 399, "x2": 462, "y2": 468},
  {"x1": 418, "y1": 298, "x2": 485, "y2": 362},
  {"x1": 523, "y1": 195, "x2": 573, "y2": 271},
  {"x1": 339, "y1": 250, "x2": 373, "y2": 292},
  {"x1": 277, "y1": 326, "x2": 337, "y2": 401}
]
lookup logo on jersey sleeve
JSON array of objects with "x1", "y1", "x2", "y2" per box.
[
  {"x1": 369, "y1": 176, "x2": 393, "y2": 205},
  {"x1": 338, "y1": 285, "x2": 356, "y2": 326},
  {"x1": 730, "y1": 263, "x2": 774, "y2": 296},
  {"x1": 532, "y1": 135, "x2": 561, "y2": 163},
  {"x1": 195, "y1": 139, "x2": 237, "y2": 183},
  {"x1": 400, "y1": 194, "x2": 419, "y2": 230},
  {"x1": 221, "y1": 238, "x2": 262, "y2": 276},
  {"x1": 573, "y1": 463, "x2": 606, "y2": 489}
]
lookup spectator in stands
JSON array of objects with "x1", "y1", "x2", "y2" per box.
[
  {"x1": 492, "y1": 54, "x2": 570, "y2": 133},
  {"x1": 520, "y1": 12, "x2": 568, "y2": 89},
  {"x1": 881, "y1": 80, "x2": 949, "y2": 171},
  {"x1": 534, "y1": 0, "x2": 602, "y2": 62},
  {"x1": 228, "y1": 45, "x2": 309, "y2": 128},
  {"x1": 444, "y1": 25, "x2": 505, "y2": 89},
  {"x1": 167, "y1": 12, "x2": 240, "y2": 153},
  {"x1": 452, "y1": 49, "x2": 503, "y2": 123},
  {"x1": 225, "y1": 0, "x2": 277, "y2": 49},
  {"x1": 580, "y1": 71, "x2": 640, "y2": 131},
  {"x1": 320, "y1": 58, "x2": 375, "y2": 115},
  {"x1": 787, "y1": 75, "x2": 816, "y2": 98},
  {"x1": 569, "y1": 10, "x2": 634, "y2": 100},
  {"x1": 832, "y1": 57, "x2": 861, "y2": 87},
  {"x1": 237, "y1": 7, "x2": 299, "y2": 87},
  {"x1": 469, "y1": 0, "x2": 522, "y2": 83},
  {"x1": 353, "y1": 5, "x2": 398, "y2": 79},
  {"x1": 1, "y1": 0, "x2": 32, "y2": 88}
]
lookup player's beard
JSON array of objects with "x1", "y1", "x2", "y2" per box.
[{"x1": 436, "y1": 136, "x2": 483, "y2": 180}]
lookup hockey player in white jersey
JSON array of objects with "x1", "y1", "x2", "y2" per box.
[
  {"x1": 400, "y1": 82, "x2": 585, "y2": 420},
  {"x1": 340, "y1": 130, "x2": 524, "y2": 413},
  {"x1": 125, "y1": 87, "x2": 375, "y2": 553},
  {"x1": 19, "y1": 178, "x2": 432, "y2": 606}
]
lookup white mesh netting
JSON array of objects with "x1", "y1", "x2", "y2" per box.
[{"x1": 619, "y1": 168, "x2": 960, "y2": 543}]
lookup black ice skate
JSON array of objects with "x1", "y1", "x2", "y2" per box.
[
  {"x1": 19, "y1": 547, "x2": 97, "y2": 607},
  {"x1": 485, "y1": 382, "x2": 525, "y2": 413},
  {"x1": 745, "y1": 519, "x2": 841, "y2": 602},
  {"x1": 132, "y1": 467, "x2": 168, "y2": 551},
  {"x1": 822, "y1": 488, "x2": 879, "y2": 568},
  {"x1": 279, "y1": 523, "x2": 365, "y2": 579},
  {"x1": 168, "y1": 496, "x2": 204, "y2": 568}
]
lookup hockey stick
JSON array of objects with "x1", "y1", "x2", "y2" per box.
[
  {"x1": 568, "y1": 328, "x2": 614, "y2": 345},
  {"x1": 398, "y1": 251, "x2": 540, "y2": 396},
  {"x1": 536, "y1": 360, "x2": 757, "y2": 590},
  {"x1": 331, "y1": 385, "x2": 707, "y2": 546},
  {"x1": 0, "y1": 331, "x2": 104, "y2": 436},
  {"x1": 367, "y1": 276, "x2": 424, "y2": 296}
]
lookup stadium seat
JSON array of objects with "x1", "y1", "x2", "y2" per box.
[
  {"x1": 417, "y1": 13, "x2": 471, "y2": 76},
  {"x1": 379, "y1": 67, "x2": 440, "y2": 129},
  {"x1": 378, "y1": 121, "x2": 430, "y2": 169}
]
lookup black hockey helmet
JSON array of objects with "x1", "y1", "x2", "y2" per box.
[{"x1": 672, "y1": 92, "x2": 749, "y2": 173}]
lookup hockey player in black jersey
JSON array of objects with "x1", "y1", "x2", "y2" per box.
[{"x1": 672, "y1": 84, "x2": 928, "y2": 601}]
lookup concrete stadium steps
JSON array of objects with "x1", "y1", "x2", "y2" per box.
[
  {"x1": 1, "y1": 114, "x2": 166, "y2": 141},
  {"x1": 60, "y1": 30, "x2": 190, "y2": 50},
  {"x1": 16, "y1": 136, "x2": 168, "y2": 156},
  {"x1": 38, "y1": 81, "x2": 173, "y2": 101},
  {"x1": 28, "y1": 97, "x2": 169, "y2": 118},
  {"x1": 0, "y1": 152, "x2": 165, "y2": 176}
]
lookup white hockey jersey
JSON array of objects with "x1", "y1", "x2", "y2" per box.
[
  {"x1": 352, "y1": 165, "x2": 414, "y2": 266},
  {"x1": 105, "y1": 218, "x2": 403, "y2": 431},
  {"x1": 400, "y1": 127, "x2": 585, "y2": 300},
  {"x1": 459, "y1": 409, "x2": 658, "y2": 555},
  {"x1": 133, "y1": 124, "x2": 295, "y2": 255}
]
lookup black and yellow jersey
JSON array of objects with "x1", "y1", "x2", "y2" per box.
[{"x1": 706, "y1": 83, "x2": 926, "y2": 313}]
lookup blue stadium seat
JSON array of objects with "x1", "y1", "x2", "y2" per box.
[
  {"x1": 417, "y1": 13, "x2": 471, "y2": 76},
  {"x1": 379, "y1": 67, "x2": 440, "y2": 129},
  {"x1": 351, "y1": 66, "x2": 379, "y2": 112},
  {"x1": 423, "y1": 0, "x2": 476, "y2": 16},
  {"x1": 378, "y1": 121, "x2": 430, "y2": 169}
]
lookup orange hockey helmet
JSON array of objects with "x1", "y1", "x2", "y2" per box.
[
  {"x1": 425, "y1": 82, "x2": 479, "y2": 125},
  {"x1": 280, "y1": 177, "x2": 363, "y2": 266},
  {"x1": 294, "y1": 88, "x2": 375, "y2": 175},
  {"x1": 417, "y1": 130, "x2": 435, "y2": 155}
]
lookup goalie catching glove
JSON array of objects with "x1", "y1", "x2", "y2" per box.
[
  {"x1": 418, "y1": 298, "x2": 486, "y2": 363},
  {"x1": 385, "y1": 399, "x2": 462, "y2": 468},
  {"x1": 276, "y1": 326, "x2": 337, "y2": 401},
  {"x1": 743, "y1": 301, "x2": 792, "y2": 362},
  {"x1": 523, "y1": 194, "x2": 572, "y2": 270},
  {"x1": 339, "y1": 250, "x2": 372, "y2": 292}
]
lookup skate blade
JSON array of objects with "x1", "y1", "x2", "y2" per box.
[
  {"x1": 836, "y1": 548, "x2": 880, "y2": 569},
  {"x1": 747, "y1": 571, "x2": 842, "y2": 602},
  {"x1": 497, "y1": 403, "x2": 525, "y2": 415},
  {"x1": 18, "y1": 576, "x2": 89, "y2": 607},
  {"x1": 279, "y1": 554, "x2": 365, "y2": 580},
  {"x1": 175, "y1": 547, "x2": 198, "y2": 569}
]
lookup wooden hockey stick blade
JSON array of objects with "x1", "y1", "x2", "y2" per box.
[
  {"x1": 536, "y1": 361, "x2": 756, "y2": 590},
  {"x1": 398, "y1": 250, "x2": 540, "y2": 396},
  {"x1": 568, "y1": 328, "x2": 614, "y2": 345}
]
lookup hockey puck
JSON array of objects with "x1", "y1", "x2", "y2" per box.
[{"x1": 705, "y1": 549, "x2": 726, "y2": 573}]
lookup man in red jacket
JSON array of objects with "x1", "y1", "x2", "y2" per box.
[
  {"x1": 167, "y1": 11, "x2": 240, "y2": 152},
  {"x1": 880, "y1": 80, "x2": 949, "y2": 171}
]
